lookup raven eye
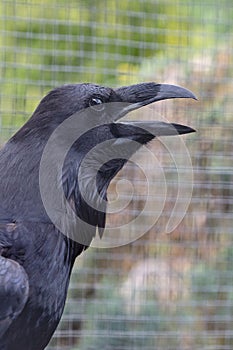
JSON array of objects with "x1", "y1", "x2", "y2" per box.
[{"x1": 89, "y1": 97, "x2": 105, "y2": 111}]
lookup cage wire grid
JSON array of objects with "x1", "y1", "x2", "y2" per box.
[{"x1": 0, "y1": 0, "x2": 233, "y2": 349}]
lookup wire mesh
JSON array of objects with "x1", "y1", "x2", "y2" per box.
[{"x1": 0, "y1": 0, "x2": 233, "y2": 349}]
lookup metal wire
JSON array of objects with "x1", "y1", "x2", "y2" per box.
[{"x1": 0, "y1": 1, "x2": 233, "y2": 349}]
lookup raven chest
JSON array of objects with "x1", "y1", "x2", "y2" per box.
[{"x1": 0, "y1": 222, "x2": 77, "y2": 350}]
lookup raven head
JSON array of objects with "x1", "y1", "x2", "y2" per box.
[
  {"x1": 47, "y1": 82, "x2": 196, "y2": 243},
  {"x1": 0, "y1": 81, "x2": 196, "y2": 249},
  {"x1": 6, "y1": 81, "x2": 196, "y2": 246}
]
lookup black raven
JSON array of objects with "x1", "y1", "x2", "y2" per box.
[{"x1": 0, "y1": 82, "x2": 196, "y2": 349}]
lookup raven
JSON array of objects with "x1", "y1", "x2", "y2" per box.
[{"x1": 0, "y1": 82, "x2": 196, "y2": 349}]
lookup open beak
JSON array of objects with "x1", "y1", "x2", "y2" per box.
[{"x1": 111, "y1": 82, "x2": 196, "y2": 136}]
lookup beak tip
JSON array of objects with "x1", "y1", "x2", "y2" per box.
[
  {"x1": 190, "y1": 93, "x2": 198, "y2": 101},
  {"x1": 170, "y1": 123, "x2": 196, "y2": 135},
  {"x1": 187, "y1": 127, "x2": 196, "y2": 134},
  {"x1": 172, "y1": 85, "x2": 197, "y2": 101}
]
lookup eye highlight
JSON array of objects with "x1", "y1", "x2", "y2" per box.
[{"x1": 89, "y1": 97, "x2": 105, "y2": 111}]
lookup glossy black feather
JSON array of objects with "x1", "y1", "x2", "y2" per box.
[{"x1": 0, "y1": 82, "x2": 195, "y2": 349}]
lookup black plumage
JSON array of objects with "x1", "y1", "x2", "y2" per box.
[{"x1": 0, "y1": 82, "x2": 196, "y2": 349}]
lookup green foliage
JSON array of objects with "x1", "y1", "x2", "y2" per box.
[
  {"x1": 74, "y1": 253, "x2": 233, "y2": 350},
  {"x1": 77, "y1": 280, "x2": 160, "y2": 350},
  {"x1": 1, "y1": 0, "x2": 233, "y2": 140},
  {"x1": 1, "y1": 2, "x2": 233, "y2": 346},
  {"x1": 190, "y1": 251, "x2": 233, "y2": 348}
]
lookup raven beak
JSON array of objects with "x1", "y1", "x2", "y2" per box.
[
  {"x1": 118, "y1": 121, "x2": 196, "y2": 137},
  {"x1": 114, "y1": 82, "x2": 197, "y2": 120}
]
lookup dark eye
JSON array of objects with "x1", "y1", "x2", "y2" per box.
[{"x1": 89, "y1": 97, "x2": 105, "y2": 111}]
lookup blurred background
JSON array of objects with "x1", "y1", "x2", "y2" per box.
[{"x1": 0, "y1": 1, "x2": 233, "y2": 349}]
